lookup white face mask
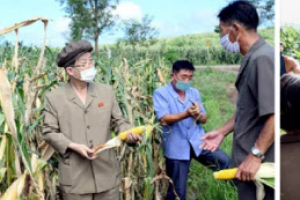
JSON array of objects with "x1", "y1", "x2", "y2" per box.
[
  {"x1": 77, "y1": 67, "x2": 97, "y2": 82},
  {"x1": 220, "y1": 32, "x2": 240, "y2": 54}
]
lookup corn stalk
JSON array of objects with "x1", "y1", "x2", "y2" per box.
[{"x1": 0, "y1": 17, "x2": 173, "y2": 199}]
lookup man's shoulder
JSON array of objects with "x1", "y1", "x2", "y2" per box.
[
  {"x1": 45, "y1": 83, "x2": 67, "y2": 98},
  {"x1": 255, "y1": 41, "x2": 274, "y2": 56},
  {"x1": 249, "y1": 42, "x2": 274, "y2": 66},
  {"x1": 90, "y1": 82, "x2": 112, "y2": 90},
  {"x1": 284, "y1": 55, "x2": 298, "y2": 63},
  {"x1": 189, "y1": 87, "x2": 200, "y2": 93},
  {"x1": 154, "y1": 84, "x2": 170, "y2": 94}
]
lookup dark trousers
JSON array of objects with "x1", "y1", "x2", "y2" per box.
[
  {"x1": 166, "y1": 148, "x2": 231, "y2": 200},
  {"x1": 235, "y1": 181, "x2": 274, "y2": 200}
]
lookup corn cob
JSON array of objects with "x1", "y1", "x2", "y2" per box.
[
  {"x1": 214, "y1": 163, "x2": 275, "y2": 200},
  {"x1": 213, "y1": 168, "x2": 238, "y2": 180},
  {"x1": 91, "y1": 125, "x2": 150, "y2": 156},
  {"x1": 118, "y1": 126, "x2": 146, "y2": 140}
]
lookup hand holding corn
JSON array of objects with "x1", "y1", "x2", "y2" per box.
[
  {"x1": 119, "y1": 126, "x2": 146, "y2": 142},
  {"x1": 92, "y1": 126, "x2": 148, "y2": 153},
  {"x1": 125, "y1": 131, "x2": 143, "y2": 144},
  {"x1": 214, "y1": 162, "x2": 274, "y2": 200},
  {"x1": 188, "y1": 101, "x2": 200, "y2": 118},
  {"x1": 236, "y1": 153, "x2": 262, "y2": 181},
  {"x1": 188, "y1": 101, "x2": 206, "y2": 124}
]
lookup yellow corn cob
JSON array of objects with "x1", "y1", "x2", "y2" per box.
[
  {"x1": 118, "y1": 126, "x2": 146, "y2": 140},
  {"x1": 213, "y1": 168, "x2": 238, "y2": 180}
]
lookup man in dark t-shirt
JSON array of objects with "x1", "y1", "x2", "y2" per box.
[{"x1": 280, "y1": 42, "x2": 300, "y2": 76}]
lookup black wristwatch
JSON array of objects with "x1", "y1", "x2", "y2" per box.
[{"x1": 251, "y1": 147, "x2": 265, "y2": 160}]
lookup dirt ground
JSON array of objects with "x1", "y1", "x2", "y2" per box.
[
  {"x1": 196, "y1": 64, "x2": 239, "y2": 105},
  {"x1": 195, "y1": 64, "x2": 240, "y2": 74}
]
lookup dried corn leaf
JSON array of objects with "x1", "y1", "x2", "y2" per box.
[
  {"x1": 0, "y1": 134, "x2": 7, "y2": 161},
  {"x1": 1, "y1": 173, "x2": 26, "y2": 200},
  {"x1": 0, "y1": 17, "x2": 48, "y2": 36},
  {"x1": 0, "y1": 168, "x2": 7, "y2": 183},
  {"x1": 0, "y1": 68, "x2": 17, "y2": 138},
  {"x1": 40, "y1": 142, "x2": 55, "y2": 161}
]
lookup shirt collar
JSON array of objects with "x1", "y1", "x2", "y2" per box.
[
  {"x1": 65, "y1": 81, "x2": 97, "y2": 101},
  {"x1": 167, "y1": 82, "x2": 192, "y2": 102}
]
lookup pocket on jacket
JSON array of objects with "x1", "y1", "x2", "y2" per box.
[{"x1": 58, "y1": 158, "x2": 72, "y2": 186}]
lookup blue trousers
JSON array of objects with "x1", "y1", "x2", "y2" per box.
[{"x1": 165, "y1": 148, "x2": 231, "y2": 200}]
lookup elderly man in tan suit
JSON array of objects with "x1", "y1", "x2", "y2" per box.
[{"x1": 42, "y1": 40, "x2": 141, "y2": 200}]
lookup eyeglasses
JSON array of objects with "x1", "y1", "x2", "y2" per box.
[{"x1": 73, "y1": 58, "x2": 94, "y2": 68}]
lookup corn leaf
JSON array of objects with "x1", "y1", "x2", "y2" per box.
[
  {"x1": 0, "y1": 134, "x2": 7, "y2": 161},
  {"x1": 0, "y1": 68, "x2": 17, "y2": 138},
  {"x1": 0, "y1": 168, "x2": 7, "y2": 183}
]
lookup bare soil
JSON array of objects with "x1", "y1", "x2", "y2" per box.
[{"x1": 195, "y1": 64, "x2": 240, "y2": 74}]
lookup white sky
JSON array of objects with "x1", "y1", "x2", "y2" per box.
[{"x1": 280, "y1": 0, "x2": 300, "y2": 27}]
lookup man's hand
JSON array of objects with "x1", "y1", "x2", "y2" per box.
[
  {"x1": 125, "y1": 132, "x2": 142, "y2": 144},
  {"x1": 188, "y1": 102, "x2": 201, "y2": 119},
  {"x1": 68, "y1": 143, "x2": 97, "y2": 160},
  {"x1": 236, "y1": 154, "x2": 262, "y2": 181},
  {"x1": 200, "y1": 130, "x2": 225, "y2": 152}
]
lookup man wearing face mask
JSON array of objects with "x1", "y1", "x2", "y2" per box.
[
  {"x1": 42, "y1": 40, "x2": 141, "y2": 200},
  {"x1": 200, "y1": 1, "x2": 274, "y2": 200},
  {"x1": 153, "y1": 60, "x2": 230, "y2": 200}
]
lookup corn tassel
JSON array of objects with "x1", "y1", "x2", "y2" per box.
[{"x1": 118, "y1": 126, "x2": 146, "y2": 140}]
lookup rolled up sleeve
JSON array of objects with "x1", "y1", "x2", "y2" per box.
[
  {"x1": 196, "y1": 90, "x2": 206, "y2": 114},
  {"x1": 257, "y1": 55, "x2": 275, "y2": 117},
  {"x1": 153, "y1": 89, "x2": 170, "y2": 120}
]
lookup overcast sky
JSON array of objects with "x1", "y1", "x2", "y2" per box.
[{"x1": 280, "y1": 0, "x2": 300, "y2": 27}]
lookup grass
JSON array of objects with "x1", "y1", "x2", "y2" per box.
[
  {"x1": 187, "y1": 68, "x2": 238, "y2": 200},
  {"x1": 97, "y1": 28, "x2": 274, "y2": 66}
]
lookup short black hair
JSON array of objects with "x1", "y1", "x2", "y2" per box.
[
  {"x1": 218, "y1": 0, "x2": 259, "y2": 31},
  {"x1": 281, "y1": 74, "x2": 300, "y2": 131},
  {"x1": 172, "y1": 60, "x2": 195, "y2": 73}
]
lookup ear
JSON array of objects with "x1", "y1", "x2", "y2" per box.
[
  {"x1": 65, "y1": 67, "x2": 73, "y2": 76},
  {"x1": 170, "y1": 72, "x2": 176, "y2": 81},
  {"x1": 231, "y1": 22, "x2": 243, "y2": 41},
  {"x1": 232, "y1": 22, "x2": 241, "y2": 32}
]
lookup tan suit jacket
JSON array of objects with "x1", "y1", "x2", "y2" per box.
[{"x1": 42, "y1": 82, "x2": 131, "y2": 194}]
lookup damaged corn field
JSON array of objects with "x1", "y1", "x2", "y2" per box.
[{"x1": 0, "y1": 18, "x2": 238, "y2": 199}]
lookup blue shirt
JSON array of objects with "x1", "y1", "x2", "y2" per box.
[{"x1": 153, "y1": 83, "x2": 206, "y2": 160}]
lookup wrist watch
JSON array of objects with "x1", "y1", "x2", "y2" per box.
[{"x1": 251, "y1": 147, "x2": 265, "y2": 160}]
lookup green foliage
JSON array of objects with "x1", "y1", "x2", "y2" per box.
[
  {"x1": 57, "y1": 0, "x2": 119, "y2": 57},
  {"x1": 99, "y1": 28, "x2": 274, "y2": 66},
  {"x1": 119, "y1": 14, "x2": 158, "y2": 49},
  {"x1": 280, "y1": 26, "x2": 300, "y2": 58},
  {"x1": 187, "y1": 69, "x2": 237, "y2": 200},
  {"x1": 248, "y1": 0, "x2": 274, "y2": 25}
]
